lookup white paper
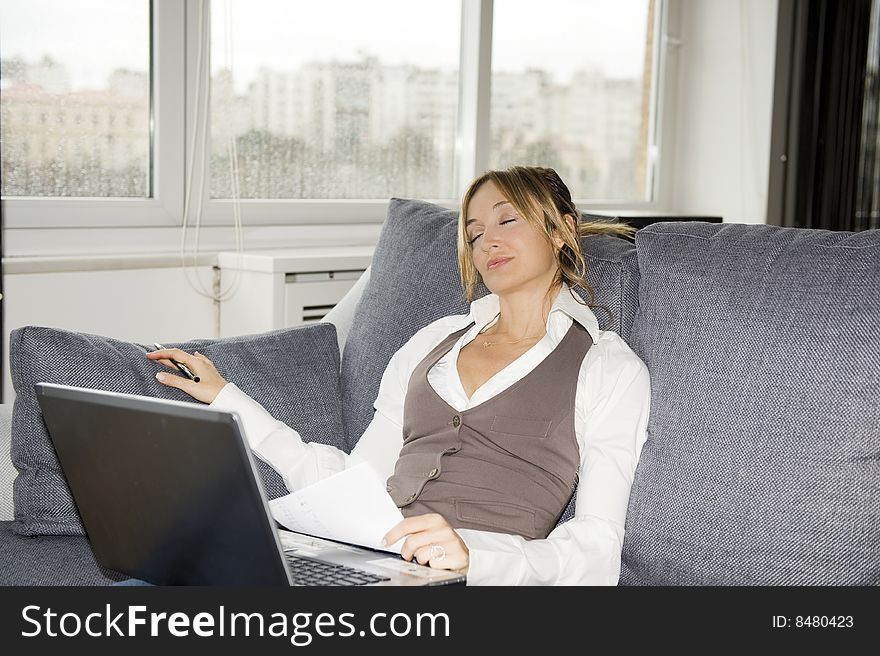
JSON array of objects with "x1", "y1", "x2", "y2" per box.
[{"x1": 268, "y1": 462, "x2": 406, "y2": 554}]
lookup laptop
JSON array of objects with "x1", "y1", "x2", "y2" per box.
[{"x1": 35, "y1": 383, "x2": 465, "y2": 587}]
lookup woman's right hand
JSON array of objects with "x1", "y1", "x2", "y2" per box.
[{"x1": 146, "y1": 347, "x2": 228, "y2": 404}]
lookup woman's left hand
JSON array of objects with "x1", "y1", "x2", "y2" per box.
[
  {"x1": 382, "y1": 513, "x2": 469, "y2": 573},
  {"x1": 146, "y1": 348, "x2": 227, "y2": 404}
]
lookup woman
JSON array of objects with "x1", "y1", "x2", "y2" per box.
[{"x1": 147, "y1": 166, "x2": 651, "y2": 585}]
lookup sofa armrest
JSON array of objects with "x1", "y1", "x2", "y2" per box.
[
  {"x1": 321, "y1": 265, "x2": 370, "y2": 354},
  {"x1": 0, "y1": 403, "x2": 14, "y2": 521}
]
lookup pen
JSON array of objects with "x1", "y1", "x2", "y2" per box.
[{"x1": 153, "y1": 343, "x2": 201, "y2": 383}]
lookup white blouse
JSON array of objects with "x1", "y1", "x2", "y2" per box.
[{"x1": 211, "y1": 284, "x2": 651, "y2": 585}]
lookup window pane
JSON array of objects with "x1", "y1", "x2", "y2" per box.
[
  {"x1": 490, "y1": 0, "x2": 655, "y2": 201},
  {"x1": 209, "y1": 0, "x2": 460, "y2": 200},
  {"x1": 0, "y1": 0, "x2": 151, "y2": 198}
]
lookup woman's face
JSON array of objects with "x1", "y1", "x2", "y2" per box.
[{"x1": 465, "y1": 180, "x2": 562, "y2": 297}]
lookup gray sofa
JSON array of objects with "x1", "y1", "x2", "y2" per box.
[{"x1": 2, "y1": 198, "x2": 878, "y2": 585}]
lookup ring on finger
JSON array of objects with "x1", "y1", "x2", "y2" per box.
[{"x1": 429, "y1": 544, "x2": 446, "y2": 562}]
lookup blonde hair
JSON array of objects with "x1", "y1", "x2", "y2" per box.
[{"x1": 458, "y1": 166, "x2": 636, "y2": 320}]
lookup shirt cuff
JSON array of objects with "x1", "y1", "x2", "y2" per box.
[{"x1": 455, "y1": 529, "x2": 526, "y2": 586}]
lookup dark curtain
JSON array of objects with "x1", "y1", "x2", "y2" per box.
[
  {"x1": 768, "y1": 0, "x2": 878, "y2": 231},
  {"x1": 856, "y1": 0, "x2": 880, "y2": 229}
]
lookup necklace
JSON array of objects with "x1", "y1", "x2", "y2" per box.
[
  {"x1": 476, "y1": 313, "x2": 545, "y2": 347},
  {"x1": 480, "y1": 332, "x2": 544, "y2": 348}
]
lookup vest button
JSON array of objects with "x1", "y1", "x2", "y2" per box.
[
  {"x1": 405, "y1": 493, "x2": 416, "y2": 502},
  {"x1": 452, "y1": 415, "x2": 461, "y2": 428},
  {"x1": 428, "y1": 468, "x2": 439, "y2": 478},
  {"x1": 386, "y1": 484, "x2": 392, "y2": 492}
]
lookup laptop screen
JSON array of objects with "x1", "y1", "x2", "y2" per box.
[{"x1": 36, "y1": 383, "x2": 292, "y2": 586}]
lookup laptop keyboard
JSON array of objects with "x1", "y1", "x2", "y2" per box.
[{"x1": 285, "y1": 553, "x2": 391, "y2": 586}]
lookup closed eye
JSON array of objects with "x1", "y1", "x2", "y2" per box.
[{"x1": 469, "y1": 218, "x2": 517, "y2": 245}]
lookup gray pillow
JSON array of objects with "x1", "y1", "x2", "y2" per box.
[
  {"x1": 340, "y1": 199, "x2": 470, "y2": 454},
  {"x1": 620, "y1": 221, "x2": 880, "y2": 585},
  {"x1": 340, "y1": 198, "x2": 640, "y2": 528},
  {"x1": 10, "y1": 322, "x2": 345, "y2": 537},
  {"x1": 581, "y1": 233, "x2": 640, "y2": 340}
]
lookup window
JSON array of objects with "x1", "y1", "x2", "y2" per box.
[
  {"x1": 0, "y1": 0, "x2": 151, "y2": 198},
  {"x1": 208, "y1": 0, "x2": 461, "y2": 201},
  {"x1": 0, "y1": 0, "x2": 666, "y2": 233},
  {"x1": 490, "y1": 0, "x2": 656, "y2": 201}
]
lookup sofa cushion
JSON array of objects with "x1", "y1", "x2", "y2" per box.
[
  {"x1": 621, "y1": 221, "x2": 880, "y2": 585},
  {"x1": 582, "y1": 233, "x2": 640, "y2": 340},
  {"x1": 0, "y1": 520, "x2": 125, "y2": 585},
  {"x1": 340, "y1": 198, "x2": 640, "y2": 455},
  {"x1": 340, "y1": 199, "x2": 470, "y2": 453},
  {"x1": 10, "y1": 323, "x2": 345, "y2": 537},
  {"x1": 0, "y1": 404, "x2": 14, "y2": 521}
]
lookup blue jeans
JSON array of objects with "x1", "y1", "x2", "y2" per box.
[{"x1": 113, "y1": 578, "x2": 154, "y2": 586}]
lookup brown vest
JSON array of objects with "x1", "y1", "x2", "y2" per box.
[{"x1": 386, "y1": 321, "x2": 593, "y2": 539}]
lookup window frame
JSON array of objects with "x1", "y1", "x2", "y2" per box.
[{"x1": 1, "y1": 0, "x2": 673, "y2": 231}]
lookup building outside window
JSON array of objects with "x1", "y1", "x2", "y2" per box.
[
  {"x1": 0, "y1": 0, "x2": 150, "y2": 198},
  {"x1": 0, "y1": 0, "x2": 661, "y2": 220}
]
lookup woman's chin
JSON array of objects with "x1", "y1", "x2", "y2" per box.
[
  {"x1": 480, "y1": 274, "x2": 509, "y2": 295},
  {"x1": 483, "y1": 279, "x2": 530, "y2": 297}
]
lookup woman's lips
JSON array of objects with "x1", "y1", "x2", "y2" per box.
[{"x1": 487, "y1": 257, "x2": 512, "y2": 270}]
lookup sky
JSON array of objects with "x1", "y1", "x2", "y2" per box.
[{"x1": 0, "y1": 0, "x2": 651, "y2": 92}]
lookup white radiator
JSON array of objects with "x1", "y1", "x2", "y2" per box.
[
  {"x1": 217, "y1": 247, "x2": 373, "y2": 337},
  {"x1": 284, "y1": 270, "x2": 365, "y2": 325}
]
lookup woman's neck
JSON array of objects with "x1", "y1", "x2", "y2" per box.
[{"x1": 488, "y1": 282, "x2": 562, "y2": 340}]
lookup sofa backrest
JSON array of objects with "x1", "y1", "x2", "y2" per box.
[{"x1": 620, "y1": 221, "x2": 880, "y2": 585}]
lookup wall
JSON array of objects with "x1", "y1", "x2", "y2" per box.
[
  {"x1": 666, "y1": 0, "x2": 779, "y2": 224},
  {"x1": 2, "y1": 261, "x2": 216, "y2": 403},
  {"x1": 0, "y1": 223, "x2": 383, "y2": 404}
]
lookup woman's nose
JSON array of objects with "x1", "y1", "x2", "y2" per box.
[{"x1": 480, "y1": 226, "x2": 502, "y2": 250}]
